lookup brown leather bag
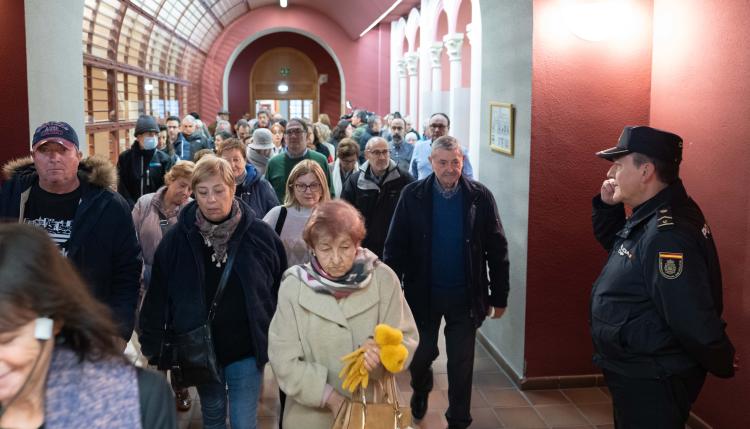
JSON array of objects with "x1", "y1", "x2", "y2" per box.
[{"x1": 331, "y1": 375, "x2": 412, "y2": 429}]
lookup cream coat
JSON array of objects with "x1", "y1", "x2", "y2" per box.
[{"x1": 268, "y1": 262, "x2": 419, "y2": 429}]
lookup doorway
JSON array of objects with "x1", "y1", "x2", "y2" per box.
[{"x1": 250, "y1": 48, "x2": 319, "y2": 120}]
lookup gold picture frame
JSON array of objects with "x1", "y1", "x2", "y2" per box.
[{"x1": 489, "y1": 102, "x2": 515, "y2": 156}]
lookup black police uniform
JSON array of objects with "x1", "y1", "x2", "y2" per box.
[{"x1": 591, "y1": 179, "x2": 734, "y2": 428}]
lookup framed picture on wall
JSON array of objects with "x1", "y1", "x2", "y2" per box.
[{"x1": 489, "y1": 102, "x2": 515, "y2": 156}]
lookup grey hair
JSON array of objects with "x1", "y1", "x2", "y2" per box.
[
  {"x1": 365, "y1": 136, "x2": 388, "y2": 150},
  {"x1": 181, "y1": 115, "x2": 196, "y2": 125},
  {"x1": 367, "y1": 115, "x2": 381, "y2": 127},
  {"x1": 431, "y1": 135, "x2": 462, "y2": 154},
  {"x1": 216, "y1": 120, "x2": 231, "y2": 134}
]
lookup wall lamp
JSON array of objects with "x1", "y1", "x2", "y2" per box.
[{"x1": 562, "y1": 0, "x2": 631, "y2": 42}]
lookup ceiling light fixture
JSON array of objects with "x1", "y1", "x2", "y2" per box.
[
  {"x1": 280, "y1": 0, "x2": 287, "y2": 7},
  {"x1": 359, "y1": 0, "x2": 402, "y2": 38},
  {"x1": 278, "y1": 83, "x2": 289, "y2": 93}
]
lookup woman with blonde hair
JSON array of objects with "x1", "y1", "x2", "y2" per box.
[
  {"x1": 140, "y1": 155, "x2": 287, "y2": 429},
  {"x1": 263, "y1": 159, "x2": 330, "y2": 267}
]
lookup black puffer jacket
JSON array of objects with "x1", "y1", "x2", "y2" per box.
[
  {"x1": 0, "y1": 156, "x2": 142, "y2": 339},
  {"x1": 117, "y1": 141, "x2": 174, "y2": 208}
]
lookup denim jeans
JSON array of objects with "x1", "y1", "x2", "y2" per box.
[{"x1": 196, "y1": 356, "x2": 262, "y2": 429}]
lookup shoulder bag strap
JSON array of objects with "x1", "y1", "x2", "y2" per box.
[
  {"x1": 206, "y1": 249, "x2": 237, "y2": 322},
  {"x1": 274, "y1": 206, "x2": 288, "y2": 236}
]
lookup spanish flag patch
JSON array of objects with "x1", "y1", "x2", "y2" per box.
[{"x1": 658, "y1": 252, "x2": 683, "y2": 279}]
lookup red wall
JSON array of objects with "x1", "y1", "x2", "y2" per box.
[
  {"x1": 525, "y1": 0, "x2": 654, "y2": 376},
  {"x1": 227, "y1": 32, "x2": 341, "y2": 124},
  {"x1": 650, "y1": 0, "x2": 750, "y2": 426},
  {"x1": 0, "y1": 1, "x2": 30, "y2": 171},
  {"x1": 200, "y1": 5, "x2": 389, "y2": 121}
]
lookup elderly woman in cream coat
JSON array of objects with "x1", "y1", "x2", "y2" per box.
[{"x1": 268, "y1": 200, "x2": 418, "y2": 429}]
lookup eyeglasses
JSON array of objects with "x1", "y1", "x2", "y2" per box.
[
  {"x1": 367, "y1": 149, "x2": 390, "y2": 157},
  {"x1": 285, "y1": 129, "x2": 305, "y2": 136},
  {"x1": 294, "y1": 182, "x2": 322, "y2": 192}
]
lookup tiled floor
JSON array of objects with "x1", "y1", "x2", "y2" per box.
[{"x1": 177, "y1": 336, "x2": 620, "y2": 429}]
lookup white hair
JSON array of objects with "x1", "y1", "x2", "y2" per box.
[
  {"x1": 181, "y1": 115, "x2": 196, "y2": 125},
  {"x1": 431, "y1": 136, "x2": 462, "y2": 154}
]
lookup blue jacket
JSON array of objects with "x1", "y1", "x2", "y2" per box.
[
  {"x1": 0, "y1": 156, "x2": 142, "y2": 339},
  {"x1": 383, "y1": 174, "x2": 509, "y2": 328},
  {"x1": 138, "y1": 199, "x2": 287, "y2": 368},
  {"x1": 237, "y1": 164, "x2": 279, "y2": 219}
]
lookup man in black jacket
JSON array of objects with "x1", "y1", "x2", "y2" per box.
[
  {"x1": 0, "y1": 121, "x2": 141, "y2": 342},
  {"x1": 591, "y1": 126, "x2": 735, "y2": 428},
  {"x1": 341, "y1": 137, "x2": 413, "y2": 258},
  {"x1": 175, "y1": 114, "x2": 211, "y2": 161},
  {"x1": 117, "y1": 115, "x2": 174, "y2": 208},
  {"x1": 384, "y1": 136, "x2": 509, "y2": 429}
]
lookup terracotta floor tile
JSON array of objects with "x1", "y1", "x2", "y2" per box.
[
  {"x1": 523, "y1": 390, "x2": 571, "y2": 406},
  {"x1": 473, "y1": 371, "x2": 516, "y2": 388},
  {"x1": 535, "y1": 404, "x2": 590, "y2": 427},
  {"x1": 470, "y1": 407, "x2": 505, "y2": 428},
  {"x1": 434, "y1": 373, "x2": 450, "y2": 390},
  {"x1": 481, "y1": 388, "x2": 530, "y2": 408},
  {"x1": 415, "y1": 409, "x2": 448, "y2": 428},
  {"x1": 441, "y1": 387, "x2": 490, "y2": 409},
  {"x1": 428, "y1": 388, "x2": 450, "y2": 410},
  {"x1": 560, "y1": 388, "x2": 610, "y2": 405},
  {"x1": 577, "y1": 403, "x2": 614, "y2": 426},
  {"x1": 493, "y1": 406, "x2": 547, "y2": 428}
]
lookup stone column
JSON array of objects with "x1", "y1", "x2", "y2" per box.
[
  {"x1": 404, "y1": 52, "x2": 419, "y2": 126},
  {"x1": 397, "y1": 58, "x2": 408, "y2": 116},
  {"x1": 429, "y1": 42, "x2": 443, "y2": 92},
  {"x1": 443, "y1": 32, "x2": 464, "y2": 132}
]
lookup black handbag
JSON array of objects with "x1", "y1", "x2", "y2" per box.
[{"x1": 161, "y1": 250, "x2": 237, "y2": 389}]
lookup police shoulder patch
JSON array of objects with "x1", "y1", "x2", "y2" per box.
[{"x1": 658, "y1": 252, "x2": 683, "y2": 279}]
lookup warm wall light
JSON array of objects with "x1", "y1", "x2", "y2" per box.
[
  {"x1": 278, "y1": 83, "x2": 289, "y2": 93},
  {"x1": 562, "y1": 0, "x2": 630, "y2": 42},
  {"x1": 280, "y1": 0, "x2": 287, "y2": 8},
  {"x1": 359, "y1": 0, "x2": 402, "y2": 38},
  {"x1": 144, "y1": 83, "x2": 154, "y2": 92}
]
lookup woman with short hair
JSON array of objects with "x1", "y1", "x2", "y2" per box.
[
  {"x1": 262, "y1": 160, "x2": 330, "y2": 267},
  {"x1": 0, "y1": 224, "x2": 176, "y2": 429},
  {"x1": 217, "y1": 137, "x2": 279, "y2": 218},
  {"x1": 330, "y1": 138, "x2": 360, "y2": 198},
  {"x1": 140, "y1": 156, "x2": 287, "y2": 429},
  {"x1": 268, "y1": 200, "x2": 418, "y2": 429}
]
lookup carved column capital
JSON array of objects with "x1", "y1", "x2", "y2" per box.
[
  {"x1": 442, "y1": 32, "x2": 464, "y2": 62},
  {"x1": 404, "y1": 52, "x2": 419, "y2": 76},
  {"x1": 428, "y1": 42, "x2": 443, "y2": 68},
  {"x1": 397, "y1": 58, "x2": 408, "y2": 78}
]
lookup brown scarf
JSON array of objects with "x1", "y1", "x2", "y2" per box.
[{"x1": 195, "y1": 199, "x2": 242, "y2": 267}]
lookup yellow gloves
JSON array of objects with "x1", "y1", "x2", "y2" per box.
[{"x1": 338, "y1": 324, "x2": 409, "y2": 393}]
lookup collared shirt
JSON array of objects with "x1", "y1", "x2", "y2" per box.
[
  {"x1": 388, "y1": 140, "x2": 414, "y2": 172},
  {"x1": 409, "y1": 139, "x2": 474, "y2": 180}
]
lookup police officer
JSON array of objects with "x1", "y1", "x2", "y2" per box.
[{"x1": 591, "y1": 126, "x2": 735, "y2": 428}]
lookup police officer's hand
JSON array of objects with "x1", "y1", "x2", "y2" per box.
[
  {"x1": 600, "y1": 179, "x2": 619, "y2": 205},
  {"x1": 487, "y1": 306, "x2": 506, "y2": 319}
]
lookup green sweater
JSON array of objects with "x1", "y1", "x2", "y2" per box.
[{"x1": 265, "y1": 150, "x2": 333, "y2": 202}]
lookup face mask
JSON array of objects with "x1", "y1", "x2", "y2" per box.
[{"x1": 143, "y1": 136, "x2": 157, "y2": 150}]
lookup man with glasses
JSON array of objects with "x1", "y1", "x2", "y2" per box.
[
  {"x1": 388, "y1": 117, "x2": 413, "y2": 172},
  {"x1": 409, "y1": 113, "x2": 474, "y2": 180},
  {"x1": 265, "y1": 117, "x2": 333, "y2": 202},
  {"x1": 341, "y1": 137, "x2": 414, "y2": 258}
]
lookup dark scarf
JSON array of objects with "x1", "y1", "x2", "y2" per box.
[
  {"x1": 195, "y1": 199, "x2": 242, "y2": 267},
  {"x1": 296, "y1": 248, "x2": 379, "y2": 298},
  {"x1": 45, "y1": 346, "x2": 141, "y2": 429}
]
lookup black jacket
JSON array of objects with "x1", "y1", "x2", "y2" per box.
[
  {"x1": 591, "y1": 180, "x2": 735, "y2": 378},
  {"x1": 175, "y1": 132, "x2": 211, "y2": 161},
  {"x1": 0, "y1": 157, "x2": 142, "y2": 340},
  {"x1": 341, "y1": 161, "x2": 413, "y2": 258},
  {"x1": 236, "y1": 163, "x2": 279, "y2": 219},
  {"x1": 117, "y1": 141, "x2": 173, "y2": 208},
  {"x1": 138, "y1": 199, "x2": 287, "y2": 368},
  {"x1": 383, "y1": 174, "x2": 510, "y2": 328}
]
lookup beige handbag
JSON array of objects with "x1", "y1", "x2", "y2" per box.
[{"x1": 331, "y1": 374, "x2": 413, "y2": 429}]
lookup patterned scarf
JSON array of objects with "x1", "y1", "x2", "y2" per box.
[
  {"x1": 297, "y1": 247, "x2": 379, "y2": 298},
  {"x1": 195, "y1": 199, "x2": 242, "y2": 267},
  {"x1": 45, "y1": 346, "x2": 141, "y2": 429},
  {"x1": 150, "y1": 186, "x2": 180, "y2": 220}
]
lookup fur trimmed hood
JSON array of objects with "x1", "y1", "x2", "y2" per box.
[{"x1": 2, "y1": 155, "x2": 117, "y2": 190}]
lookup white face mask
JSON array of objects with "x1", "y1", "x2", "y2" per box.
[{"x1": 143, "y1": 136, "x2": 157, "y2": 150}]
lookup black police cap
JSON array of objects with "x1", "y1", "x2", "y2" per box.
[{"x1": 596, "y1": 126, "x2": 683, "y2": 165}]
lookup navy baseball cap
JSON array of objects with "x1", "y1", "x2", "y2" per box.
[
  {"x1": 596, "y1": 126, "x2": 683, "y2": 165},
  {"x1": 32, "y1": 121, "x2": 80, "y2": 151}
]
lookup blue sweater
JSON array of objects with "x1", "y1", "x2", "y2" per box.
[{"x1": 431, "y1": 183, "x2": 465, "y2": 288}]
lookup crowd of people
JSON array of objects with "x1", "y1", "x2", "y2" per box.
[{"x1": 0, "y1": 106, "x2": 735, "y2": 429}]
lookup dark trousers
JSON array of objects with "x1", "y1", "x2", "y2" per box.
[
  {"x1": 410, "y1": 288, "x2": 476, "y2": 429},
  {"x1": 603, "y1": 367, "x2": 706, "y2": 429}
]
